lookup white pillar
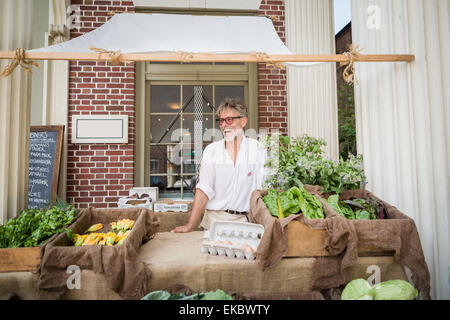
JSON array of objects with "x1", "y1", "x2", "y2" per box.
[
  {"x1": 42, "y1": 0, "x2": 70, "y2": 200},
  {"x1": 351, "y1": 0, "x2": 449, "y2": 300},
  {"x1": 285, "y1": 0, "x2": 339, "y2": 160},
  {"x1": 0, "y1": 0, "x2": 33, "y2": 222}
]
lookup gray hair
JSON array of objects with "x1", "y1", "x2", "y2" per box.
[{"x1": 217, "y1": 98, "x2": 248, "y2": 117}]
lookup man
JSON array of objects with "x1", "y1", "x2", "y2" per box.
[{"x1": 172, "y1": 99, "x2": 267, "y2": 233}]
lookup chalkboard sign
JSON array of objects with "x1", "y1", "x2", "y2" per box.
[{"x1": 28, "y1": 125, "x2": 64, "y2": 209}]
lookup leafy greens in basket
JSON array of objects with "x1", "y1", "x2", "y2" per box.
[
  {"x1": 326, "y1": 195, "x2": 381, "y2": 220},
  {"x1": 263, "y1": 186, "x2": 325, "y2": 219}
]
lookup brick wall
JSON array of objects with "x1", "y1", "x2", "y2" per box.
[
  {"x1": 257, "y1": 0, "x2": 288, "y2": 134},
  {"x1": 67, "y1": 0, "x2": 135, "y2": 209}
]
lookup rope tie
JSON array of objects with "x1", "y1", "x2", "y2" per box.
[
  {"x1": 48, "y1": 30, "x2": 67, "y2": 45},
  {"x1": 177, "y1": 51, "x2": 194, "y2": 63},
  {"x1": 0, "y1": 48, "x2": 40, "y2": 77},
  {"x1": 251, "y1": 51, "x2": 269, "y2": 62},
  {"x1": 266, "y1": 61, "x2": 286, "y2": 70},
  {"x1": 89, "y1": 45, "x2": 123, "y2": 65},
  {"x1": 251, "y1": 51, "x2": 285, "y2": 69},
  {"x1": 340, "y1": 44, "x2": 363, "y2": 85}
]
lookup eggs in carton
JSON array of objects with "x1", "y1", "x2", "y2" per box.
[{"x1": 200, "y1": 221, "x2": 264, "y2": 260}]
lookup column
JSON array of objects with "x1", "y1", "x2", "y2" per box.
[
  {"x1": 351, "y1": 0, "x2": 449, "y2": 300},
  {"x1": 285, "y1": 0, "x2": 339, "y2": 160},
  {"x1": 42, "y1": 0, "x2": 70, "y2": 200},
  {"x1": 0, "y1": 0, "x2": 33, "y2": 222}
]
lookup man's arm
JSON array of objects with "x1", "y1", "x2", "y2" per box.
[{"x1": 171, "y1": 188, "x2": 209, "y2": 233}]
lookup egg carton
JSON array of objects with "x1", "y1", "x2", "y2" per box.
[{"x1": 200, "y1": 221, "x2": 264, "y2": 260}]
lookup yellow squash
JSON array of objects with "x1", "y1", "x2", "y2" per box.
[{"x1": 86, "y1": 223, "x2": 103, "y2": 233}]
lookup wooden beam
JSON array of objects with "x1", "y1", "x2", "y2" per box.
[{"x1": 0, "y1": 51, "x2": 415, "y2": 63}]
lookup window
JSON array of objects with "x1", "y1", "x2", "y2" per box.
[{"x1": 135, "y1": 62, "x2": 258, "y2": 199}]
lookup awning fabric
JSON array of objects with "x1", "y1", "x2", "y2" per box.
[{"x1": 30, "y1": 13, "x2": 317, "y2": 66}]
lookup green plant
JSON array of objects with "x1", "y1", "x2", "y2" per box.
[
  {"x1": 261, "y1": 133, "x2": 367, "y2": 194},
  {"x1": 341, "y1": 279, "x2": 418, "y2": 300},
  {"x1": 263, "y1": 186, "x2": 324, "y2": 219},
  {"x1": 337, "y1": 83, "x2": 357, "y2": 160},
  {"x1": 0, "y1": 202, "x2": 77, "y2": 248}
]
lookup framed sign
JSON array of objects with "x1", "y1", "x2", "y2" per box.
[
  {"x1": 71, "y1": 115, "x2": 128, "y2": 143},
  {"x1": 28, "y1": 125, "x2": 64, "y2": 209}
]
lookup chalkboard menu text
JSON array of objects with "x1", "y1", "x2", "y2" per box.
[{"x1": 28, "y1": 126, "x2": 64, "y2": 209}]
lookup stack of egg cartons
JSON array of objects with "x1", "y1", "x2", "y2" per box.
[{"x1": 200, "y1": 221, "x2": 264, "y2": 260}]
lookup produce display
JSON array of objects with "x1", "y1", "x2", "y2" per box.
[
  {"x1": 261, "y1": 134, "x2": 366, "y2": 194},
  {"x1": 0, "y1": 202, "x2": 77, "y2": 248},
  {"x1": 325, "y1": 195, "x2": 384, "y2": 220},
  {"x1": 262, "y1": 186, "x2": 324, "y2": 219},
  {"x1": 67, "y1": 218, "x2": 135, "y2": 247},
  {"x1": 341, "y1": 279, "x2": 418, "y2": 300},
  {"x1": 141, "y1": 289, "x2": 233, "y2": 300}
]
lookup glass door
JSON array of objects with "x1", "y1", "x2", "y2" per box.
[{"x1": 149, "y1": 83, "x2": 245, "y2": 199}]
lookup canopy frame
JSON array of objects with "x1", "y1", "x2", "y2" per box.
[{"x1": 0, "y1": 51, "x2": 415, "y2": 63}]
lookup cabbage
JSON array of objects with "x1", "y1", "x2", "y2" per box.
[
  {"x1": 200, "y1": 289, "x2": 233, "y2": 300},
  {"x1": 341, "y1": 279, "x2": 418, "y2": 300},
  {"x1": 372, "y1": 280, "x2": 418, "y2": 300},
  {"x1": 141, "y1": 289, "x2": 233, "y2": 300},
  {"x1": 341, "y1": 279, "x2": 373, "y2": 300}
]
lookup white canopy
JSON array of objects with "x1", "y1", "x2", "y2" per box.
[{"x1": 30, "y1": 13, "x2": 317, "y2": 66}]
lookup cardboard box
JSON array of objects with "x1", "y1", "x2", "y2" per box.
[
  {"x1": 129, "y1": 187, "x2": 158, "y2": 202},
  {"x1": 118, "y1": 198, "x2": 153, "y2": 210},
  {"x1": 117, "y1": 187, "x2": 158, "y2": 209},
  {"x1": 153, "y1": 200, "x2": 193, "y2": 212}
]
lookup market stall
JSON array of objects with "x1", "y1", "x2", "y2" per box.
[
  {"x1": 0, "y1": 13, "x2": 428, "y2": 301},
  {"x1": 0, "y1": 214, "x2": 409, "y2": 300}
]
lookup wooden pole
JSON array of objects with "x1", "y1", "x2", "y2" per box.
[{"x1": 0, "y1": 51, "x2": 415, "y2": 63}]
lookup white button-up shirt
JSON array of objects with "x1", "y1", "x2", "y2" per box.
[{"x1": 196, "y1": 136, "x2": 268, "y2": 212}]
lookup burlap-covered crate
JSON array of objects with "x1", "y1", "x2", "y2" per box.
[
  {"x1": 319, "y1": 189, "x2": 431, "y2": 300},
  {"x1": 37, "y1": 207, "x2": 160, "y2": 300},
  {"x1": 248, "y1": 185, "x2": 431, "y2": 300}
]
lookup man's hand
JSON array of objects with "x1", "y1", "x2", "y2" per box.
[
  {"x1": 170, "y1": 188, "x2": 209, "y2": 233},
  {"x1": 171, "y1": 223, "x2": 194, "y2": 233}
]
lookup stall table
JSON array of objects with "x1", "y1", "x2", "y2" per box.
[{"x1": 0, "y1": 231, "x2": 408, "y2": 300}]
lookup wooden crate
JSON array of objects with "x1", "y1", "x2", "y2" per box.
[
  {"x1": 0, "y1": 247, "x2": 41, "y2": 272},
  {"x1": 285, "y1": 220, "x2": 329, "y2": 257},
  {"x1": 284, "y1": 220, "x2": 395, "y2": 258}
]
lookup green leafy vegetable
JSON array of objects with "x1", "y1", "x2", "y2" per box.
[
  {"x1": 0, "y1": 202, "x2": 77, "y2": 248},
  {"x1": 341, "y1": 279, "x2": 418, "y2": 300},
  {"x1": 200, "y1": 289, "x2": 234, "y2": 300},
  {"x1": 372, "y1": 280, "x2": 418, "y2": 300},
  {"x1": 263, "y1": 186, "x2": 325, "y2": 219},
  {"x1": 141, "y1": 289, "x2": 233, "y2": 300},
  {"x1": 261, "y1": 133, "x2": 367, "y2": 194},
  {"x1": 326, "y1": 196, "x2": 377, "y2": 220},
  {"x1": 341, "y1": 279, "x2": 373, "y2": 300}
]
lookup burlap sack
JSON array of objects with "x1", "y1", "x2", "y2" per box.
[
  {"x1": 248, "y1": 186, "x2": 431, "y2": 300},
  {"x1": 248, "y1": 185, "x2": 358, "y2": 279},
  {"x1": 37, "y1": 207, "x2": 160, "y2": 300},
  {"x1": 321, "y1": 189, "x2": 431, "y2": 300}
]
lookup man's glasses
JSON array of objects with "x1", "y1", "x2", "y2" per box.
[{"x1": 216, "y1": 116, "x2": 243, "y2": 125}]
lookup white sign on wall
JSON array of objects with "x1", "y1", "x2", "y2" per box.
[{"x1": 71, "y1": 115, "x2": 128, "y2": 143}]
